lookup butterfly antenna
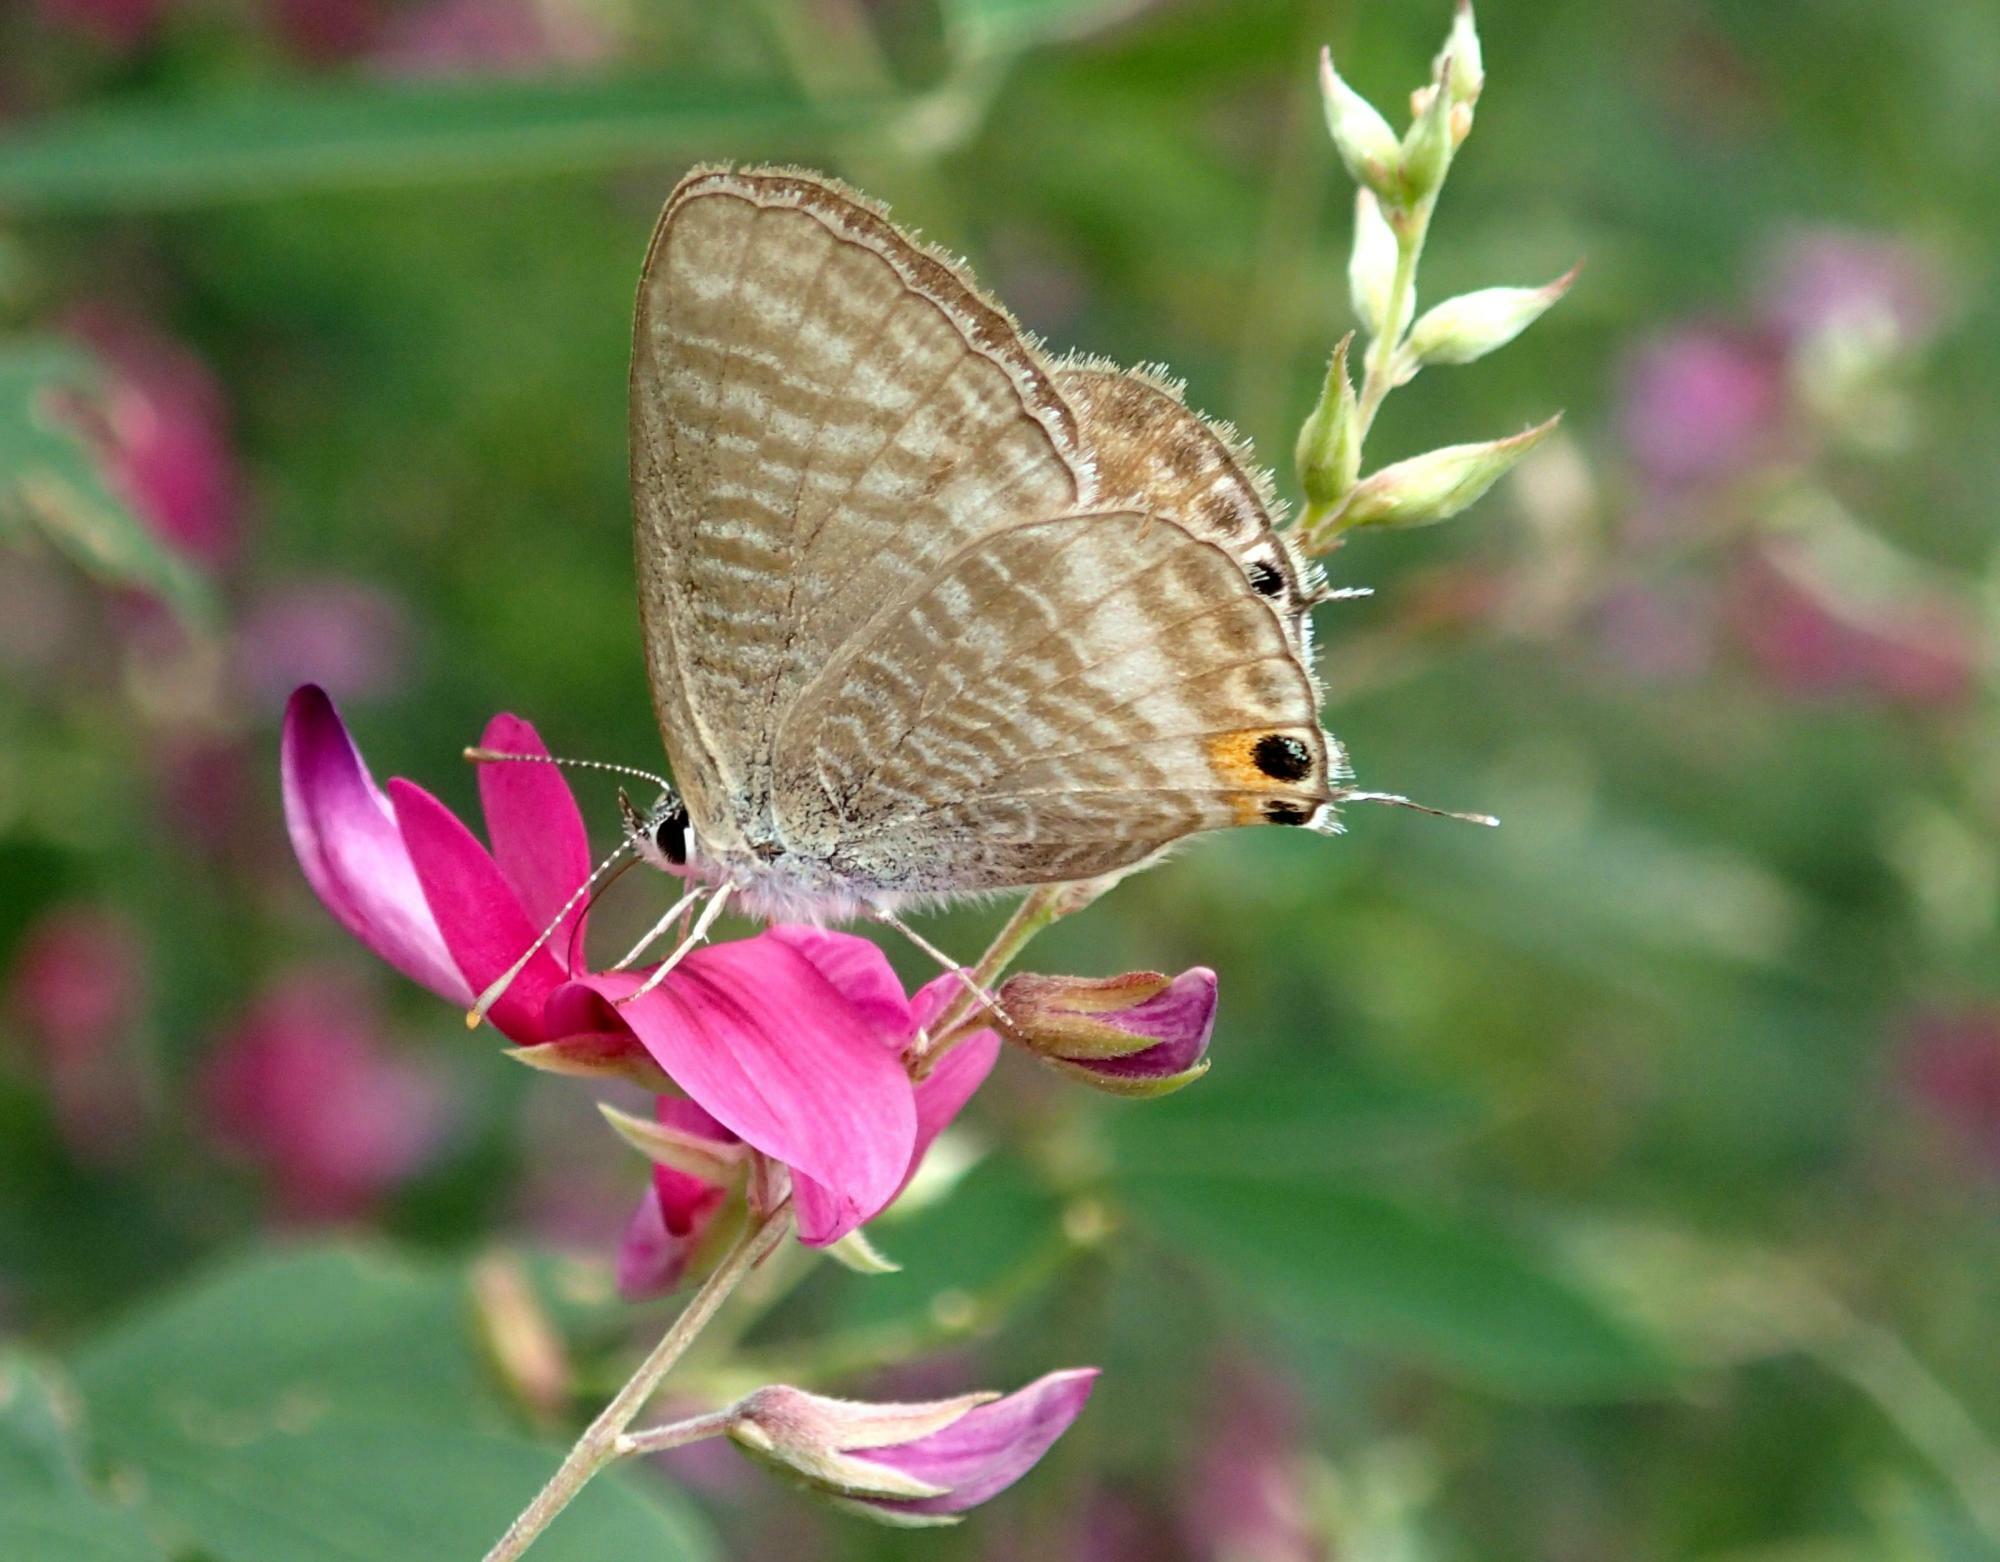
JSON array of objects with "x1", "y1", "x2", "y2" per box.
[
  {"x1": 1334, "y1": 789, "x2": 1500, "y2": 828},
  {"x1": 615, "y1": 884, "x2": 736, "y2": 1007},
  {"x1": 466, "y1": 837, "x2": 635, "y2": 1030},
  {"x1": 464, "y1": 747, "x2": 674, "y2": 794}
]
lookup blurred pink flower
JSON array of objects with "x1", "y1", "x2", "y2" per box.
[
  {"x1": 1729, "y1": 547, "x2": 1979, "y2": 709},
  {"x1": 373, "y1": 0, "x2": 614, "y2": 75},
  {"x1": 1182, "y1": 1359, "x2": 1324, "y2": 1562},
  {"x1": 1593, "y1": 578, "x2": 1716, "y2": 684},
  {"x1": 67, "y1": 307, "x2": 244, "y2": 570},
  {"x1": 280, "y1": 685, "x2": 995, "y2": 1252},
  {"x1": 34, "y1": 0, "x2": 166, "y2": 49},
  {"x1": 237, "y1": 576, "x2": 414, "y2": 705},
  {"x1": 1761, "y1": 227, "x2": 1942, "y2": 355},
  {"x1": 204, "y1": 969, "x2": 449, "y2": 1221},
  {"x1": 6, "y1": 904, "x2": 150, "y2": 1162},
  {"x1": 1902, "y1": 1006, "x2": 2000, "y2": 1175},
  {"x1": 1618, "y1": 325, "x2": 1785, "y2": 489},
  {"x1": 271, "y1": 0, "x2": 383, "y2": 62},
  {"x1": 728, "y1": 1370, "x2": 1099, "y2": 1523}
]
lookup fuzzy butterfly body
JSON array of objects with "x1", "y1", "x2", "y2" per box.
[{"x1": 630, "y1": 165, "x2": 1343, "y2": 921}]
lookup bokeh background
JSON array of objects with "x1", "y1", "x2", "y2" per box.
[{"x1": 3, "y1": 0, "x2": 1998, "y2": 1557}]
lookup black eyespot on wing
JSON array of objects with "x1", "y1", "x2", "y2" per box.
[
  {"x1": 1247, "y1": 560, "x2": 1285, "y2": 597},
  {"x1": 1263, "y1": 799, "x2": 1313, "y2": 827},
  {"x1": 1252, "y1": 732, "x2": 1312, "y2": 782}
]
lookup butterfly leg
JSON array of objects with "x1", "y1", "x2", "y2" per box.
[
  {"x1": 608, "y1": 883, "x2": 709, "y2": 972},
  {"x1": 617, "y1": 884, "x2": 736, "y2": 1006},
  {"x1": 871, "y1": 907, "x2": 1010, "y2": 1028}
]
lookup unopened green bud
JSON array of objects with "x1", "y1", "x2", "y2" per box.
[
  {"x1": 1318, "y1": 46, "x2": 1404, "y2": 202},
  {"x1": 1398, "y1": 263, "x2": 1580, "y2": 379},
  {"x1": 1330, "y1": 415, "x2": 1561, "y2": 534},
  {"x1": 1348, "y1": 189, "x2": 1399, "y2": 339},
  {"x1": 1398, "y1": 62, "x2": 1455, "y2": 203},
  {"x1": 1437, "y1": 0, "x2": 1483, "y2": 106},
  {"x1": 1295, "y1": 334, "x2": 1361, "y2": 507}
]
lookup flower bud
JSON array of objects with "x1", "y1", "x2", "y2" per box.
[
  {"x1": 1318, "y1": 47, "x2": 1403, "y2": 203},
  {"x1": 997, "y1": 967, "x2": 1216, "y2": 1098},
  {"x1": 1295, "y1": 334, "x2": 1361, "y2": 508},
  {"x1": 1322, "y1": 416, "x2": 1561, "y2": 536},
  {"x1": 1348, "y1": 189, "x2": 1400, "y2": 339},
  {"x1": 1437, "y1": 0, "x2": 1483, "y2": 106},
  {"x1": 727, "y1": 1370, "x2": 1098, "y2": 1525},
  {"x1": 1398, "y1": 264, "x2": 1579, "y2": 378},
  {"x1": 1398, "y1": 59, "x2": 1455, "y2": 203}
]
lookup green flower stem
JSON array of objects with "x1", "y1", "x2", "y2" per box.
[
  {"x1": 1300, "y1": 191, "x2": 1438, "y2": 546},
  {"x1": 481, "y1": 1203, "x2": 794, "y2": 1562}
]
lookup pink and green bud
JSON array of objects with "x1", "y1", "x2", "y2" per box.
[
  {"x1": 726, "y1": 1370, "x2": 1098, "y2": 1526},
  {"x1": 1320, "y1": 415, "x2": 1561, "y2": 538},
  {"x1": 1295, "y1": 334, "x2": 1362, "y2": 508},
  {"x1": 996, "y1": 968, "x2": 1216, "y2": 1098},
  {"x1": 1399, "y1": 264, "x2": 1580, "y2": 377},
  {"x1": 1318, "y1": 47, "x2": 1403, "y2": 203},
  {"x1": 1398, "y1": 58, "x2": 1456, "y2": 203}
]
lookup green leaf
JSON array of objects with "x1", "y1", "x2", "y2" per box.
[
  {"x1": 0, "y1": 1355, "x2": 166, "y2": 1562},
  {"x1": 74, "y1": 1244, "x2": 493, "y2": 1435},
  {"x1": 941, "y1": 0, "x2": 1148, "y2": 56},
  {"x1": 0, "y1": 1499, "x2": 164, "y2": 1562},
  {"x1": 1124, "y1": 1174, "x2": 1678, "y2": 1399},
  {"x1": 117, "y1": 1416, "x2": 713, "y2": 1562},
  {"x1": 0, "y1": 339, "x2": 212, "y2": 622},
  {"x1": 0, "y1": 77, "x2": 879, "y2": 211}
]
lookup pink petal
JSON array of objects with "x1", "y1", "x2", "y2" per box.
[
  {"x1": 388, "y1": 778, "x2": 563, "y2": 1042},
  {"x1": 765, "y1": 925, "x2": 914, "y2": 1050},
  {"x1": 1077, "y1": 968, "x2": 1216, "y2": 1081},
  {"x1": 617, "y1": 1168, "x2": 725, "y2": 1301},
  {"x1": 474, "y1": 714, "x2": 593, "y2": 970},
  {"x1": 909, "y1": 1029, "x2": 999, "y2": 1183},
  {"x1": 281, "y1": 686, "x2": 468, "y2": 1004},
  {"x1": 577, "y1": 937, "x2": 916, "y2": 1246},
  {"x1": 861, "y1": 1369, "x2": 1099, "y2": 1516}
]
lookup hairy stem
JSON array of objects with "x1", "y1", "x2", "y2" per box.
[
  {"x1": 481, "y1": 1204, "x2": 793, "y2": 1562},
  {"x1": 615, "y1": 1407, "x2": 742, "y2": 1458}
]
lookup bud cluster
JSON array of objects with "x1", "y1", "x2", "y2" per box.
[{"x1": 1296, "y1": 2, "x2": 1572, "y2": 551}]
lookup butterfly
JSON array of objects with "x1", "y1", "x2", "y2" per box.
[{"x1": 469, "y1": 165, "x2": 1465, "y2": 1020}]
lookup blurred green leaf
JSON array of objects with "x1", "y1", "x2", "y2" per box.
[
  {"x1": 1124, "y1": 1174, "x2": 1678, "y2": 1399},
  {"x1": 0, "y1": 338, "x2": 211, "y2": 622},
  {"x1": 111, "y1": 1417, "x2": 713, "y2": 1562},
  {"x1": 942, "y1": 0, "x2": 1148, "y2": 56},
  {"x1": 74, "y1": 1244, "x2": 492, "y2": 1433},
  {"x1": 0, "y1": 1355, "x2": 165, "y2": 1562},
  {"x1": 0, "y1": 77, "x2": 882, "y2": 210}
]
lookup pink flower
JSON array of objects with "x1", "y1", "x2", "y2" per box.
[
  {"x1": 5, "y1": 904, "x2": 150, "y2": 1162},
  {"x1": 1761, "y1": 227, "x2": 1942, "y2": 357},
  {"x1": 1902, "y1": 1005, "x2": 2000, "y2": 1176},
  {"x1": 995, "y1": 968, "x2": 1215, "y2": 1097},
  {"x1": 372, "y1": 0, "x2": 615, "y2": 76},
  {"x1": 66, "y1": 307, "x2": 243, "y2": 570},
  {"x1": 280, "y1": 684, "x2": 986, "y2": 1252},
  {"x1": 1729, "y1": 546, "x2": 1980, "y2": 709},
  {"x1": 726, "y1": 1370, "x2": 1099, "y2": 1525},
  {"x1": 237, "y1": 576, "x2": 415, "y2": 705},
  {"x1": 1181, "y1": 1359, "x2": 1323, "y2": 1562},
  {"x1": 1618, "y1": 325, "x2": 1785, "y2": 489},
  {"x1": 203, "y1": 969, "x2": 449, "y2": 1221},
  {"x1": 34, "y1": 0, "x2": 165, "y2": 50}
]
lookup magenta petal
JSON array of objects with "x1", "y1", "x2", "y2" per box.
[
  {"x1": 909, "y1": 1030, "x2": 999, "y2": 1180},
  {"x1": 863, "y1": 1369, "x2": 1099, "y2": 1515},
  {"x1": 388, "y1": 778, "x2": 563, "y2": 1042},
  {"x1": 618, "y1": 1166, "x2": 725, "y2": 1301},
  {"x1": 578, "y1": 937, "x2": 917, "y2": 1246},
  {"x1": 765, "y1": 926, "x2": 914, "y2": 1050},
  {"x1": 474, "y1": 714, "x2": 593, "y2": 969},
  {"x1": 1081, "y1": 968, "x2": 1216, "y2": 1079},
  {"x1": 280, "y1": 686, "x2": 469, "y2": 1004}
]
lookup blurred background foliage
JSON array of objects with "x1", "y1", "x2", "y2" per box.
[{"x1": 2, "y1": 0, "x2": 1998, "y2": 1558}]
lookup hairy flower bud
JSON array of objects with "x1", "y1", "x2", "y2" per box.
[
  {"x1": 1399, "y1": 264, "x2": 1579, "y2": 378},
  {"x1": 1398, "y1": 59, "x2": 1455, "y2": 203},
  {"x1": 1295, "y1": 334, "x2": 1362, "y2": 507},
  {"x1": 1348, "y1": 189, "x2": 1401, "y2": 339},
  {"x1": 1437, "y1": 0, "x2": 1483, "y2": 106},
  {"x1": 1318, "y1": 47, "x2": 1404, "y2": 203},
  {"x1": 1322, "y1": 416, "x2": 1561, "y2": 536}
]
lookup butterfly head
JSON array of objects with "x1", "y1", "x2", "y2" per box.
[{"x1": 619, "y1": 786, "x2": 693, "y2": 875}]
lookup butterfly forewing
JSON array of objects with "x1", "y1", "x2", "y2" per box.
[{"x1": 631, "y1": 167, "x2": 1088, "y2": 852}]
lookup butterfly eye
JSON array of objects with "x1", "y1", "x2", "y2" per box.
[{"x1": 653, "y1": 806, "x2": 690, "y2": 867}]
